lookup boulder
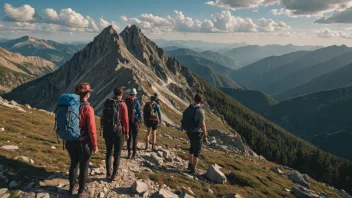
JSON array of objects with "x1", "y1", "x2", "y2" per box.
[
  {"x1": 9, "y1": 181, "x2": 20, "y2": 189},
  {"x1": 289, "y1": 171, "x2": 310, "y2": 188},
  {"x1": 151, "y1": 153, "x2": 163, "y2": 167},
  {"x1": 0, "y1": 128, "x2": 4, "y2": 132},
  {"x1": 292, "y1": 186, "x2": 320, "y2": 198},
  {"x1": 152, "y1": 189, "x2": 178, "y2": 198},
  {"x1": 206, "y1": 164, "x2": 227, "y2": 184},
  {"x1": 14, "y1": 156, "x2": 35, "y2": 164},
  {"x1": 131, "y1": 180, "x2": 149, "y2": 194},
  {"x1": 51, "y1": 146, "x2": 56, "y2": 150},
  {"x1": 0, "y1": 145, "x2": 19, "y2": 150},
  {"x1": 270, "y1": 167, "x2": 284, "y2": 175},
  {"x1": 0, "y1": 188, "x2": 7, "y2": 197},
  {"x1": 159, "y1": 149, "x2": 173, "y2": 161}
]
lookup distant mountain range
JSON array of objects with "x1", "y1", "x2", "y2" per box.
[
  {"x1": 0, "y1": 36, "x2": 82, "y2": 66},
  {"x1": 0, "y1": 48, "x2": 56, "y2": 94},
  {"x1": 224, "y1": 44, "x2": 322, "y2": 66},
  {"x1": 153, "y1": 39, "x2": 248, "y2": 52},
  {"x1": 230, "y1": 45, "x2": 352, "y2": 97},
  {"x1": 166, "y1": 48, "x2": 241, "y2": 70},
  {"x1": 277, "y1": 62, "x2": 352, "y2": 101}
]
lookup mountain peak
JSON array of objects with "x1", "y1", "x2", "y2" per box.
[{"x1": 122, "y1": 24, "x2": 142, "y2": 34}]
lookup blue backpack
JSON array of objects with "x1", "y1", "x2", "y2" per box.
[{"x1": 54, "y1": 94, "x2": 88, "y2": 141}]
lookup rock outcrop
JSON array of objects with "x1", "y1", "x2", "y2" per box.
[
  {"x1": 289, "y1": 171, "x2": 310, "y2": 188},
  {"x1": 206, "y1": 164, "x2": 227, "y2": 184}
]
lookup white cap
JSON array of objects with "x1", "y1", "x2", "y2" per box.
[{"x1": 130, "y1": 88, "x2": 137, "y2": 95}]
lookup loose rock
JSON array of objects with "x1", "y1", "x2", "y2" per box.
[
  {"x1": 0, "y1": 188, "x2": 8, "y2": 197},
  {"x1": 289, "y1": 171, "x2": 310, "y2": 188},
  {"x1": 0, "y1": 145, "x2": 19, "y2": 150},
  {"x1": 132, "y1": 180, "x2": 149, "y2": 194},
  {"x1": 152, "y1": 189, "x2": 178, "y2": 198},
  {"x1": 292, "y1": 186, "x2": 319, "y2": 198},
  {"x1": 36, "y1": 193, "x2": 50, "y2": 198},
  {"x1": 15, "y1": 156, "x2": 35, "y2": 164},
  {"x1": 206, "y1": 164, "x2": 227, "y2": 184}
]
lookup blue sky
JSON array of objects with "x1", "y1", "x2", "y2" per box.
[{"x1": 0, "y1": 0, "x2": 351, "y2": 46}]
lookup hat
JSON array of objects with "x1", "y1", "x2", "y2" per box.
[
  {"x1": 154, "y1": 93, "x2": 158, "y2": 99},
  {"x1": 130, "y1": 88, "x2": 137, "y2": 95}
]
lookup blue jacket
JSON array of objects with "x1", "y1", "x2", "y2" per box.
[{"x1": 126, "y1": 95, "x2": 142, "y2": 121}]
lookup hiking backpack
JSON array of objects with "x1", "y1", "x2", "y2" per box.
[
  {"x1": 125, "y1": 97, "x2": 136, "y2": 121},
  {"x1": 143, "y1": 102, "x2": 158, "y2": 120},
  {"x1": 55, "y1": 94, "x2": 88, "y2": 141},
  {"x1": 181, "y1": 104, "x2": 199, "y2": 132},
  {"x1": 102, "y1": 99, "x2": 122, "y2": 136}
]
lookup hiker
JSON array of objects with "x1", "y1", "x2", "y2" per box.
[
  {"x1": 125, "y1": 88, "x2": 143, "y2": 159},
  {"x1": 181, "y1": 93, "x2": 208, "y2": 174},
  {"x1": 56, "y1": 82, "x2": 98, "y2": 197},
  {"x1": 144, "y1": 95, "x2": 161, "y2": 151},
  {"x1": 101, "y1": 87, "x2": 129, "y2": 181}
]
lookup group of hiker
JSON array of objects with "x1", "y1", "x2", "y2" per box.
[{"x1": 55, "y1": 82, "x2": 207, "y2": 197}]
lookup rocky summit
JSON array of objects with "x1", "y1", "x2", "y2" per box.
[{"x1": 3, "y1": 25, "x2": 196, "y2": 125}]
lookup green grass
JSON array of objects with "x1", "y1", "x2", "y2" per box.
[{"x1": 0, "y1": 105, "x2": 343, "y2": 198}]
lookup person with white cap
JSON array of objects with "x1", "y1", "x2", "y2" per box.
[{"x1": 125, "y1": 88, "x2": 142, "y2": 159}]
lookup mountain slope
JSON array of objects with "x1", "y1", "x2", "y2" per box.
[
  {"x1": 0, "y1": 48, "x2": 56, "y2": 94},
  {"x1": 224, "y1": 44, "x2": 321, "y2": 66},
  {"x1": 167, "y1": 48, "x2": 241, "y2": 70},
  {"x1": 196, "y1": 76, "x2": 352, "y2": 193},
  {"x1": 0, "y1": 36, "x2": 81, "y2": 66},
  {"x1": 237, "y1": 45, "x2": 351, "y2": 93},
  {"x1": 277, "y1": 62, "x2": 352, "y2": 100},
  {"x1": 263, "y1": 50, "x2": 352, "y2": 97},
  {"x1": 267, "y1": 86, "x2": 352, "y2": 160},
  {"x1": 176, "y1": 56, "x2": 244, "y2": 88},
  {"x1": 231, "y1": 51, "x2": 310, "y2": 88},
  {"x1": 3, "y1": 25, "x2": 352, "y2": 195},
  {"x1": 219, "y1": 87, "x2": 277, "y2": 114}
]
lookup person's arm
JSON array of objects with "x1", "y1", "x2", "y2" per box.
[
  {"x1": 121, "y1": 103, "x2": 129, "y2": 134},
  {"x1": 86, "y1": 106, "x2": 98, "y2": 152},
  {"x1": 157, "y1": 105, "x2": 161, "y2": 123},
  {"x1": 136, "y1": 100, "x2": 142, "y2": 121}
]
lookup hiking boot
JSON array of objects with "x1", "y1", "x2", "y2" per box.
[
  {"x1": 106, "y1": 174, "x2": 111, "y2": 180},
  {"x1": 112, "y1": 174, "x2": 119, "y2": 181},
  {"x1": 187, "y1": 163, "x2": 192, "y2": 171},
  {"x1": 189, "y1": 167, "x2": 196, "y2": 175},
  {"x1": 77, "y1": 191, "x2": 89, "y2": 198}
]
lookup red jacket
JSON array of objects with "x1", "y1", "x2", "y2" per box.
[
  {"x1": 79, "y1": 104, "x2": 98, "y2": 151},
  {"x1": 102, "y1": 99, "x2": 129, "y2": 134}
]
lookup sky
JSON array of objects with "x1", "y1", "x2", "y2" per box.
[{"x1": 0, "y1": 0, "x2": 352, "y2": 46}]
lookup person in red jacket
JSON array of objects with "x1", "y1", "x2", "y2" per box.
[
  {"x1": 67, "y1": 82, "x2": 98, "y2": 198},
  {"x1": 101, "y1": 87, "x2": 129, "y2": 181}
]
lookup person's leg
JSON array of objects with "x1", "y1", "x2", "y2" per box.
[
  {"x1": 112, "y1": 134, "x2": 124, "y2": 180},
  {"x1": 66, "y1": 142, "x2": 79, "y2": 194},
  {"x1": 132, "y1": 122, "x2": 139, "y2": 157},
  {"x1": 127, "y1": 124, "x2": 132, "y2": 158},
  {"x1": 188, "y1": 132, "x2": 194, "y2": 170},
  {"x1": 78, "y1": 142, "x2": 92, "y2": 194},
  {"x1": 105, "y1": 137, "x2": 113, "y2": 178},
  {"x1": 192, "y1": 133, "x2": 203, "y2": 172},
  {"x1": 151, "y1": 121, "x2": 158, "y2": 151},
  {"x1": 145, "y1": 121, "x2": 152, "y2": 150}
]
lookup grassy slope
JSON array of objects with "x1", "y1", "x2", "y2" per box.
[{"x1": 0, "y1": 104, "x2": 342, "y2": 198}]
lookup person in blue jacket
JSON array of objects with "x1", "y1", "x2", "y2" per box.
[{"x1": 125, "y1": 88, "x2": 143, "y2": 159}]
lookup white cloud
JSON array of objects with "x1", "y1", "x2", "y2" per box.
[
  {"x1": 271, "y1": 0, "x2": 352, "y2": 17},
  {"x1": 205, "y1": 0, "x2": 279, "y2": 10},
  {"x1": 121, "y1": 10, "x2": 288, "y2": 33},
  {"x1": 4, "y1": 3, "x2": 40, "y2": 22},
  {"x1": 314, "y1": 28, "x2": 352, "y2": 39},
  {"x1": 315, "y1": 7, "x2": 352, "y2": 23},
  {"x1": 2, "y1": 4, "x2": 120, "y2": 34},
  {"x1": 257, "y1": 18, "x2": 291, "y2": 32}
]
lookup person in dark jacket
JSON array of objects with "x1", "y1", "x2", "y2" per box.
[
  {"x1": 67, "y1": 82, "x2": 98, "y2": 198},
  {"x1": 125, "y1": 88, "x2": 143, "y2": 159},
  {"x1": 144, "y1": 95, "x2": 161, "y2": 151},
  {"x1": 186, "y1": 94, "x2": 208, "y2": 174},
  {"x1": 101, "y1": 87, "x2": 129, "y2": 181}
]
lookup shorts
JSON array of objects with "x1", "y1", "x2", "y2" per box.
[
  {"x1": 145, "y1": 120, "x2": 158, "y2": 130},
  {"x1": 187, "y1": 132, "x2": 203, "y2": 157}
]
